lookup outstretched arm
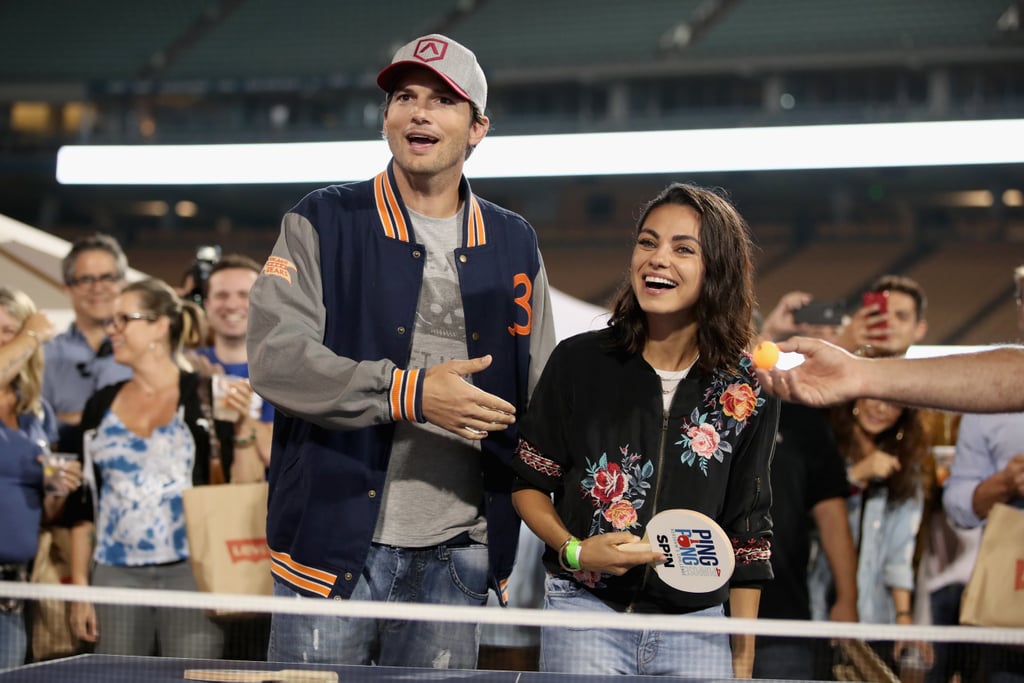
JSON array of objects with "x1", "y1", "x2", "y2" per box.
[{"x1": 756, "y1": 337, "x2": 1024, "y2": 413}]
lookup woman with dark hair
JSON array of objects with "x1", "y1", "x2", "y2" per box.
[
  {"x1": 66, "y1": 278, "x2": 223, "y2": 658},
  {"x1": 810, "y1": 395, "x2": 932, "y2": 668},
  {"x1": 511, "y1": 183, "x2": 779, "y2": 678}
]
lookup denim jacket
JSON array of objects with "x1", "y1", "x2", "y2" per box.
[{"x1": 809, "y1": 482, "x2": 923, "y2": 623}]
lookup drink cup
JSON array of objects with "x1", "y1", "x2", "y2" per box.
[
  {"x1": 212, "y1": 374, "x2": 243, "y2": 422},
  {"x1": 42, "y1": 452, "x2": 78, "y2": 495}
]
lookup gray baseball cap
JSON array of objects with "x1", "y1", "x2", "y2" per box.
[{"x1": 377, "y1": 34, "x2": 487, "y2": 114}]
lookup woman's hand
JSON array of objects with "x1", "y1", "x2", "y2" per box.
[
  {"x1": 578, "y1": 532, "x2": 664, "y2": 575},
  {"x1": 39, "y1": 456, "x2": 82, "y2": 497},
  {"x1": 69, "y1": 601, "x2": 99, "y2": 642},
  {"x1": 850, "y1": 449, "x2": 901, "y2": 485},
  {"x1": 22, "y1": 311, "x2": 56, "y2": 346}
]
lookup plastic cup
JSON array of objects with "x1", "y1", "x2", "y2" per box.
[
  {"x1": 42, "y1": 452, "x2": 78, "y2": 494},
  {"x1": 212, "y1": 374, "x2": 243, "y2": 422}
]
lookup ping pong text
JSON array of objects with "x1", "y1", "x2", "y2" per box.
[{"x1": 658, "y1": 528, "x2": 721, "y2": 571}]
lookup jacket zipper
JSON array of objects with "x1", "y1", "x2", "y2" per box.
[
  {"x1": 626, "y1": 407, "x2": 670, "y2": 613},
  {"x1": 745, "y1": 476, "x2": 762, "y2": 533}
]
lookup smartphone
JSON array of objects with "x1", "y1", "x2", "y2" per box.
[
  {"x1": 792, "y1": 300, "x2": 845, "y2": 326},
  {"x1": 862, "y1": 291, "x2": 889, "y2": 329}
]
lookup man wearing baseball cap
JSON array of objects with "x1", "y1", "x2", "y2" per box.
[{"x1": 248, "y1": 34, "x2": 555, "y2": 669}]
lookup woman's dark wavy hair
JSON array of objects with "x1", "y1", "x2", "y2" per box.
[
  {"x1": 829, "y1": 400, "x2": 932, "y2": 503},
  {"x1": 607, "y1": 182, "x2": 754, "y2": 372}
]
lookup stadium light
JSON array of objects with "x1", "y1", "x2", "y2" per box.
[{"x1": 56, "y1": 118, "x2": 1024, "y2": 185}]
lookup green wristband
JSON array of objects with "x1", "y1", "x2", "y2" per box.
[
  {"x1": 566, "y1": 538, "x2": 582, "y2": 571},
  {"x1": 558, "y1": 536, "x2": 580, "y2": 572}
]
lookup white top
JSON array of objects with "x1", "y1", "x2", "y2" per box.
[{"x1": 654, "y1": 355, "x2": 699, "y2": 410}]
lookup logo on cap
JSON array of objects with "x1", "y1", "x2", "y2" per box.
[{"x1": 413, "y1": 38, "x2": 448, "y2": 64}]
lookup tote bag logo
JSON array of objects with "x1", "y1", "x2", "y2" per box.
[{"x1": 227, "y1": 538, "x2": 271, "y2": 563}]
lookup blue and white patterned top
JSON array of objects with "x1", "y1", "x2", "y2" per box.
[{"x1": 90, "y1": 407, "x2": 194, "y2": 566}]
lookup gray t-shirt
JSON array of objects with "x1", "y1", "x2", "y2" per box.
[{"x1": 373, "y1": 207, "x2": 487, "y2": 547}]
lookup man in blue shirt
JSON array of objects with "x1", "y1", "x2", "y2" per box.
[
  {"x1": 190, "y1": 254, "x2": 272, "y2": 483},
  {"x1": 42, "y1": 233, "x2": 132, "y2": 450}
]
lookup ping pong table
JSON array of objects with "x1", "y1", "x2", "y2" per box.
[{"x1": 0, "y1": 654, "x2": 744, "y2": 682}]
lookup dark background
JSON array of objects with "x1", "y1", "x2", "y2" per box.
[{"x1": 2, "y1": 0, "x2": 1022, "y2": 343}]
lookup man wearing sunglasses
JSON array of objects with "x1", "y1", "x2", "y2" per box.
[{"x1": 42, "y1": 233, "x2": 133, "y2": 450}]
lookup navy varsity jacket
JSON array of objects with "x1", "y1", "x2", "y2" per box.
[{"x1": 247, "y1": 161, "x2": 555, "y2": 601}]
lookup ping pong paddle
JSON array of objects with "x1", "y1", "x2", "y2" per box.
[
  {"x1": 617, "y1": 508, "x2": 735, "y2": 593},
  {"x1": 183, "y1": 669, "x2": 338, "y2": 682}
]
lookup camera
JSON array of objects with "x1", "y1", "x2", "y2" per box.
[
  {"x1": 185, "y1": 245, "x2": 221, "y2": 308},
  {"x1": 792, "y1": 300, "x2": 845, "y2": 326}
]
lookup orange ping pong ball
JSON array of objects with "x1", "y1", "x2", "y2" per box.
[{"x1": 752, "y1": 341, "x2": 780, "y2": 370}]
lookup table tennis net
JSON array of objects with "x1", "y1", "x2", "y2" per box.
[{"x1": 2, "y1": 580, "x2": 1023, "y2": 681}]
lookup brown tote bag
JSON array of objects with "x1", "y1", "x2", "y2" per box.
[
  {"x1": 182, "y1": 481, "x2": 272, "y2": 617},
  {"x1": 28, "y1": 527, "x2": 77, "y2": 661},
  {"x1": 959, "y1": 502, "x2": 1024, "y2": 627}
]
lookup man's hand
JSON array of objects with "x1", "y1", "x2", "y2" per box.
[
  {"x1": 755, "y1": 337, "x2": 865, "y2": 407},
  {"x1": 1003, "y1": 454, "x2": 1024, "y2": 497},
  {"x1": 422, "y1": 355, "x2": 516, "y2": 440}
]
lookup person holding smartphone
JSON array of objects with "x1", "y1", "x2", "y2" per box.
[
  {"x1": 835, "y1": 275, "x2": 928, "y2": 357},
  {"x1": 761, "y1": 291, "x2": 847, "y2": 344}
]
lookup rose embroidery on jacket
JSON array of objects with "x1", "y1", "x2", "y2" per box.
[
  {"x1": 720, "y1": 382, "x2": 758, "y2": 422},
  {"x1": 677, "y1": 362, "x2": 765, "y2": 476},
  {"x1": 592, "y1": 462, "x2": 628, "y2": 503},
  {"x1": 581, "y1": 446, "x2": 654, "y2": 536},
  {"x1": 603, "y1": 499, "x2": 639, "y2": 529},
  {"x1": 686, "y1": 422, "x2": 721, "y2": 459}
]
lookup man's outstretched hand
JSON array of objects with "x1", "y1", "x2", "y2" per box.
[
  {"x1": 755, "y1": 337, "x2": 865, "y2": 408},
  {"x1": 422, "y1": 355, "x2": 516, "y2": 440}
]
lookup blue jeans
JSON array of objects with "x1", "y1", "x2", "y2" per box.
[
  {"x1": 0, "y1": 610, "x2": 27, "y2": 670},
  {"x1": 268, "y1": 541, "x2": 488, "y2": 669},
  {"x1": 539, "y1": 575, "x2": 733, "y2": 678}
]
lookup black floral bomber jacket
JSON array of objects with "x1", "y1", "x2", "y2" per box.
[{"x1": 512, "y1": 328, "x2": 780, "y2": 614}]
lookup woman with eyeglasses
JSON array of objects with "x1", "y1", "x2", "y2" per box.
[
  {"x1": 64, "y1": 278, "x2": 224, "y2": 658},
  {"x1": 0, "y1": 287, "x2": 83, "y2": 669}
]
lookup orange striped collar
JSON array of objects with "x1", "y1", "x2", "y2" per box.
[{"x1": 373, "y1": 165, "x2": 486, "y2": 247}]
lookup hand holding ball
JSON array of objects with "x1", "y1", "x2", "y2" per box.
[{"x1": 752, "y1": 341, "x2": 780, "y2": 370}]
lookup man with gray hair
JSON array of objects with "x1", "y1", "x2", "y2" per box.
[
  {"x1": 248, "y1": 34, "x2": 555, "y2": 669},
  {"x1": 43, "y1": 232, "x2": 132, "y2": 448}
]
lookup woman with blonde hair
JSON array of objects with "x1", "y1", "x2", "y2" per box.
[
  {"x1": 0, "y1": 287, "x2": 81, "y2": 669},
  {"x1": 65, "y1": 278, "x2": 223, "y2": 658}
]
